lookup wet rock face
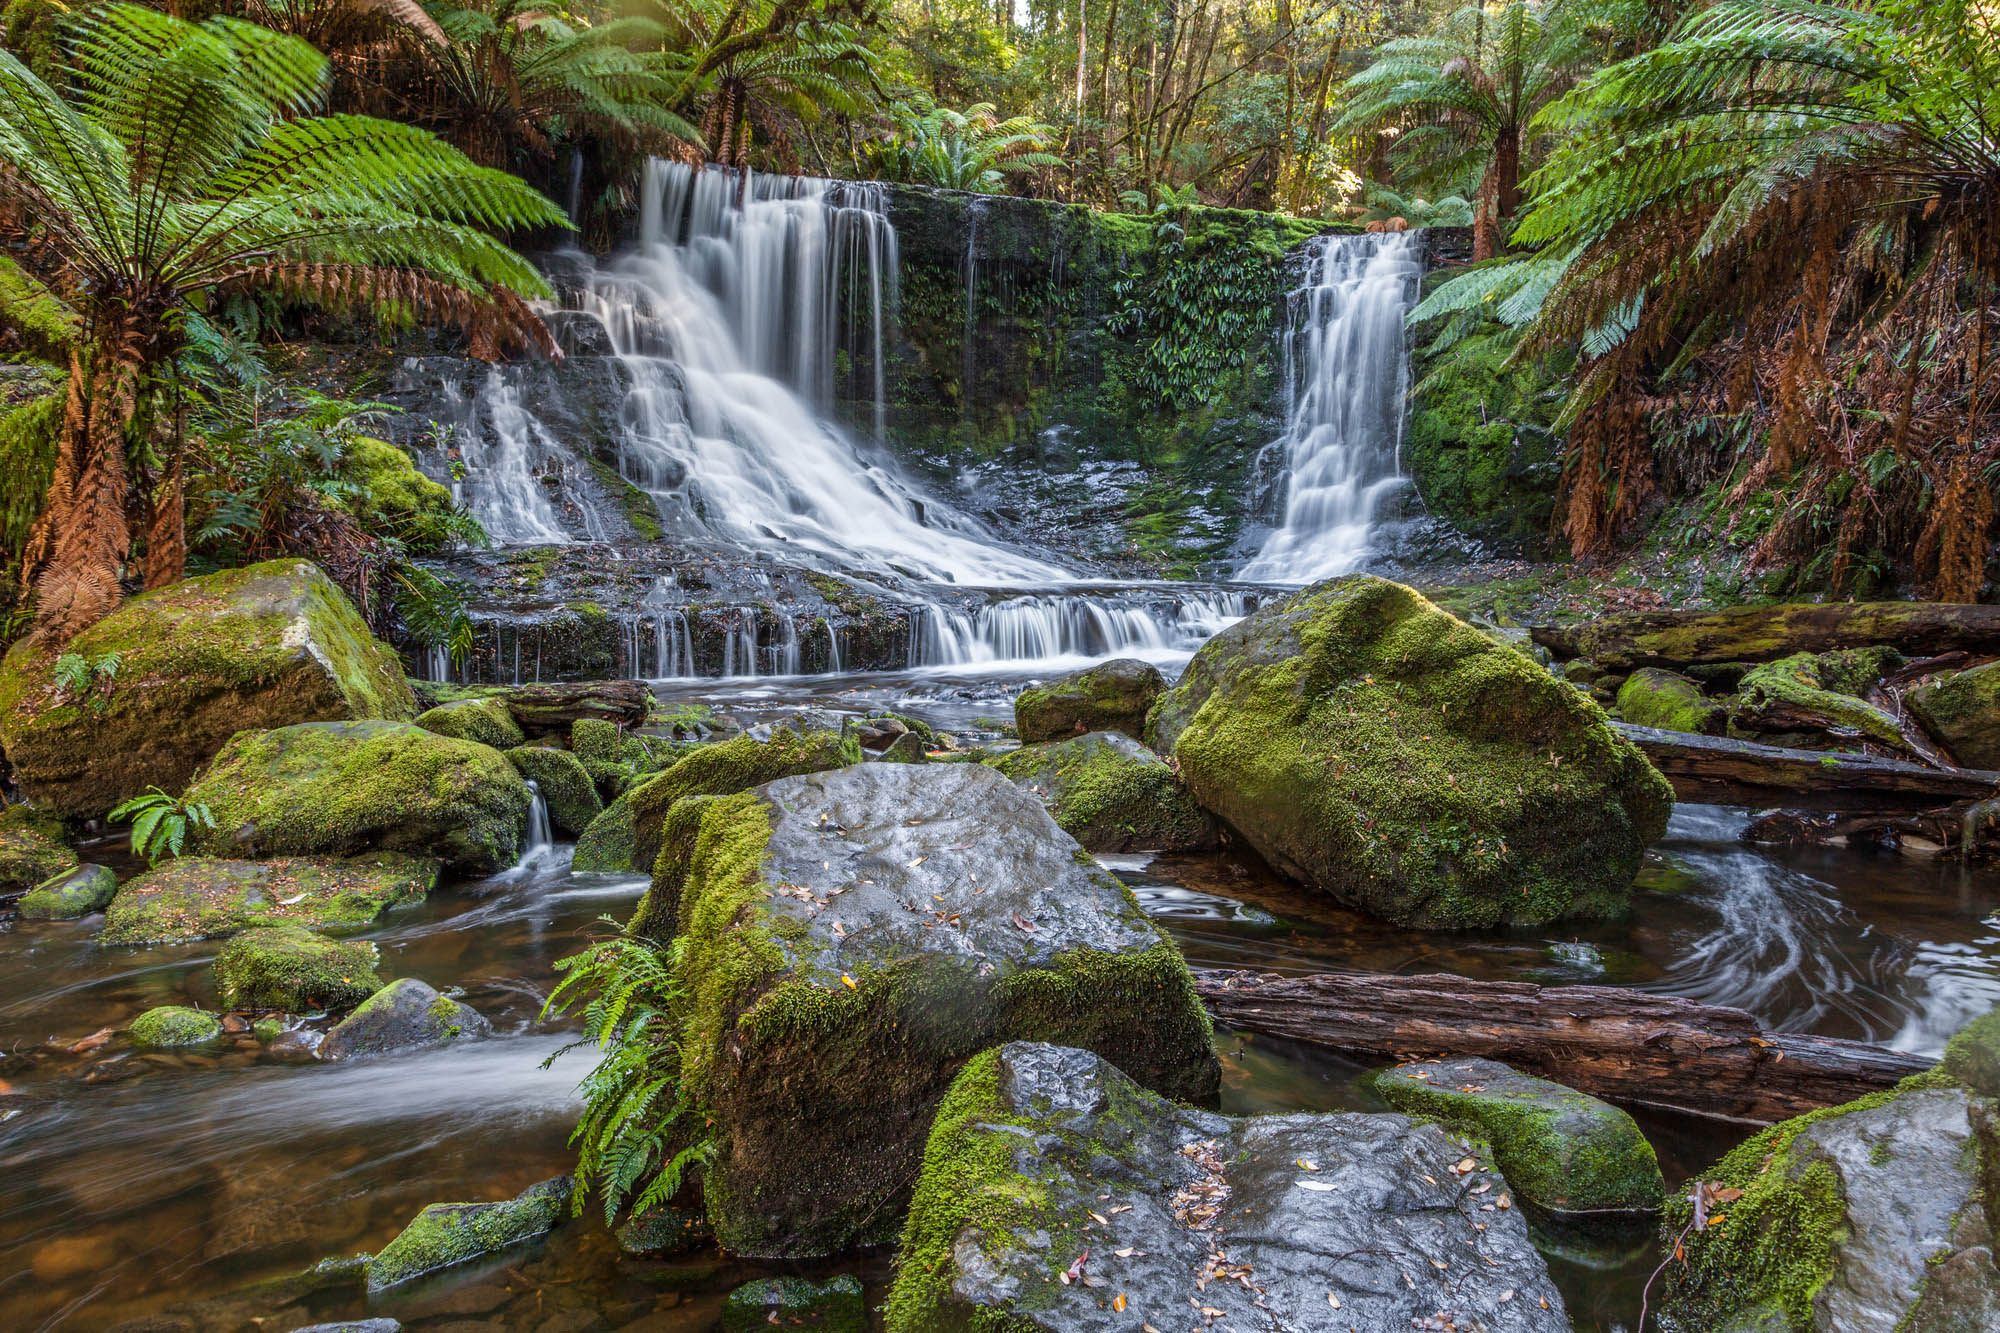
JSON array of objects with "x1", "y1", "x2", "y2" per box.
[
  {"x1": 366, "y1": 1176, "x2": 571, "y2": 1290},
  {"x1": 0, "y1": 805, "x2": 77, "y2": 894},
  {"x1": 667, "y1": 762, "x2": 1218, "y2": 1258},
  {"x1": 1910, "y1": 659, "x2": 2000, "y2": 769},
  {"x1": 212, "y1": 923, "x2": 381, "y2": 1012},
  {"x1": 0, "y1": 560, "x2": 415, "y2": 817},
  {"x1": 16, "y1": 863, "x2": 115, "y2": 920},
  {"x1": 1014, "y1": 658, "x2": 1167, "y2": 744},
  {"x1": 100, "y1": 853, "x2": 437, "y2": 944},
  {"x1": 990, "y1": 731, "x2": 1214, "y2": 853},
  {"x1": 1150, "y1": 575, "x2": 1673, "y2": 929},
  {"x1": 319, "y1": 978, "x2": 489, "y2": 1061},
  {"x1": 888, "y1": 1042, "x2": 1569, "y2": 1333}
]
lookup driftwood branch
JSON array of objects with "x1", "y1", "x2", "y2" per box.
[
  {"x1": 1531, "y1": 602, "x2": 2000, "y2": 671},
  {"x1": 497, "y1": 679, "x2": 651, "y2": 733},
  {"x1": 1613, "y1": 723, "x2": 1999, "y2": 814}
]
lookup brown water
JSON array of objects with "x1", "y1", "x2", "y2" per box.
[{"x1": 3, "y1": 668, "x2": 1996, "y2": 1332}]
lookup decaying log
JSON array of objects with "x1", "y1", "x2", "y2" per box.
[
  {"x1": 1614, "y1": 723, "x2": 2000, "y2": 813},
  {"x1": 1531, "y1": 602, "x2": 2000, "y2": 671},
  {"x1": 1196, "y1": 970, "x2": 1931, "y2": 1125},
  {"x1": 498, "y1": 680, "x2": 651, "y2": 733}
]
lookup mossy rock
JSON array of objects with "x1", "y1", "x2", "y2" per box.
[
  {"x1": 665, "y1": 762, "x2": 1218, "y2": 1258},
  {"x1": 213, "y1": 923, "x2": 381, "y2": 1012},
  {"x1": 571, "y1": 717, "x2": 620, "y2": 765},
  {"x1": 615, "y1": 1205, "x2": 711, "y2": 1258},
  {"x1": 17, "y1": 863, "x2": 116, "y2": 919},
  {"x1": 1909, "y1": 659, "x2": 2000, "y2": 770},
  {"x1": 320, "y1": 977, "x2": 490, "y2": 1060},
  {"x1": 100, "y1": 852, "x2": 436, "y2": 944},
  {"x1": 506, "y1": 745, "x2": 602, "y2": 837},
  {"x1": 571, "y1": 788, "x2": 638, "y2": 872},
  {"x1": 1942, "y1": 1004, "x2": 2000, "y2": 1099},
  {"x1": 129, "y1": 1004, "x2": 222, "y2": 1048},
  {"x1": 1735, "y1": 650, "x2": 1909, "y2": 750},
  {"x1": 625, "y1": 717, "x2": 860, "y2": 872},
  {"x1": 1014, "y1": 657, "x2": 1167, "y2": 744},
  {"x1": 723, "y1": 1276, "x2": 864, "y2": 1333},
  {"x1": 1149, "y1": 576, "x2": 1673, "y2": 929},
  {"x1": 1373, "y1": 1056, "x2": 1663, "y2": 1215},
  {"x1": 185, "y1": 720, "x2": 531, "y2": 874},
  {"x1": 0, "y1": 560, "x2": 415, "y2": 817},
  {"x1": 0, "y1": 803, "x2": 76, "y2": 892},
  {"x1": 340, "y1": 436, "x2": 458, "y2": 553},
  {"x1": 415, "y1": 696, "x2": 526, "y2": 750},
  {"x1": 989, "y1": 731, "x2": 1213, "y2": 852},
  {"x1": 1617, "y1": 667, "x2": 1726, "y2": 736},
  {"x1": 365, "y1": 1176, "x2": 571, "y2": 1290}
]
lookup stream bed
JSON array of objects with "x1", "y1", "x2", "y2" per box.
[{"x1": 3, "y1": 665, "x2": 1997, "y2": 1331}]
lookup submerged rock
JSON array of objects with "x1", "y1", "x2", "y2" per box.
[
  {"x1": 365, "y1": 1176, "x2": 571, "y2": 1290},
  {"x1": 0, "y1": 560, "x2": 415, "y2": 817},
  {"x1": 723, "y1": 1276, "x2": 864, "y2": 1333},
  {"x1": 626, "y1": 717, "x2": 861, "y2": 872},
  {"x1": 1150, "y1": 576, "x2": 1673, "y2": 929},
  {"x1": 0, "y1": 805, "x2": 77, "y2": 893},
  {"x1": 505, "y1": 745, "x2": 602, "y2": 836},
  {"x1": 212, "y1": 924, "x2": 381, "y2": 1012},
  {"x1": 614, "y1": 1205, "x2": 710, "y2": 1257},
  {"x1": 100, "y1": 853, "x2": 436, "y2": 944},
  {"x1": 185, "y1": 720, "x2": 532, "y2": 873},
  {"x1": 1617, "y1": 667, "x2": 1726, "y2": 735},
  {"x1": 1910, "y1": 659, "x2": 2000, "y2": 769},
  {"x1": 129, "y1": 1005, "x2": 223, "y2": 1048},
  {"x1": 664, "y1": 762, "x2": 1218, "y2": 1257},
  {"x1": 415, "y1": 696, "x2": 526, "y2": 751},
  {"x1": 990, "y1": 731, "x2": 1213, "y2": 852},
  {"x1": 288, "y1": 1321, "x2": 402, "y2": 1333},
  {"x1": 1014, "y1": 657, "x2": 1166, "y2": 743},
  {"x1": 319, "y1": 978, "x2": 489, "y2": 1060},
  {"x1": 887, "y1": 1042, "x2": 1569, "y2": 1333},
  {"x1": 1374, "y1": 1056, "x2": 1663, "y2": 1215},
  {"x1": 16, "y1": 863, "x2": 116, "y2": 920}
]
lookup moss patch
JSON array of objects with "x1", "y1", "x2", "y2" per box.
[
  {"x1": 415, "y1": 696, "x2": 526, "y2": 750},
  {"x1": 1616, "y1": 668, "x2": 1725, "y2": 735},
  {"x1": 213, "y1": 923, "x2": 381, "y2": 1012},
  {"x1": 101, "y1": 852, "x2": 436, "y2": 944},
  {"x1": 0, "y1": 803, "x2": 76, "y2": 892},
  {"x1": 989, "y1": 732, "x2": 1211, "y2": 852},
  {"x1": 17, "y1": 862, "x2": 116, "y2": 919},
  {"x1": 129, "y1": 1005, "x2": 222, "y2": 1048},
  {"x1": 1014, "y1": 659, "x2": 1166, "y2": 744},
  {"x1": 1909, "y1": 659, "x2": 2000, "y2": 770},
  {"x1": 723, "y1": 1276, "x2": 865, "y2": 1333},
  {"x1": 507, "y1": 744, "x2": 603, "y2": 837},
  {"x1": 571, "y1": 788, "x2": 638, "y2": 872},
  {"x1": 366, "y1": 1177, "x2": 572, "y2": 1290},
  {"x1": 1736, "y1": 650, "x2": 1908, "y2": 749},
  {"x1": 571, "y1": 717, "x2": 620, "y2": 765},
  {"x1": 625, "y1": 719, "x2": 860, "y2": 871}
]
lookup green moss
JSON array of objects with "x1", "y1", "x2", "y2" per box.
[
  {"x1": 1942, "y1": 1005, "x2": 2000, "y2": 1099},
  {"x1": 989, "y1": 733, "x2": 1209, "y2": 851},
  {"x1": 572, "y1": 787, "x2": 639, "y2": 872},
  {"x1": 507, "y1": 744, "x2": 603, "y2": 836},
  {"x1": 0, "y1": 803, "x2": 77, "y2": 892},
  {"x1": 1014, "y1": 661, "x2": 1164, "y2": 744},
  {"x1": 571, "y1": 717, "x2": 620, "y2": 765},
  {"x1": 1909, "y1": 660, "x2": 2000, "y2": 770},
  {"x1": 415, "y1": 696, "x2": 525, "y2": 750},
  {"x1": 213, "y1": 922, "x2": 381, "y2": 1012},
  {"x1": 626, "y1": 720, "x2": 860, "y2": 871},
  {"x1": 16, "y1": 862, "x2": 116, "y2": 919},
  {"x1": 584, "y1": 455, "x2": 666, "y2": 541},
  {"x1": 1403, "y1": 324, "x2": 1563, "y2": 551},
  {"x1": 723, "y1": 1276, "x2": 865, "y2": 1333},
  {"x1": 129, "y1": 1004, "x2": 222, "y2": 1048},
  {"x1": 101, "y1": 852, "x2": 436, "y2": 944},
  {"x1": 630, "y1": 794, "x2": 723, "y2": 941},
  {"x1": 1737, "y1": 651, "x2": 1908, "y2": 748},
  {"x1": 340, "y1": 437, "x2": 461, "y2": 555},
  {"x1": 366, "y1": 1177, "x2": 572, "y2": 1290},
  {"x1": 1617, "y1": 668, "x2": 1725, "y2": 735}
]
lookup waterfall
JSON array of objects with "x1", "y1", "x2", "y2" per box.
[
  {"x1": 1240, "y1": 231, "x2": 1422, "y2": 584},
  {"x1": 519, "y1": 781, "x2": 553, "y2": 865},
  {"x1": 907, "y1": 590, "x2": 1251, "y2": 668}
]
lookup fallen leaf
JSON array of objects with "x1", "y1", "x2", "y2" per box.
[
  {"x1": 1296, "y1": 1180, "x2": 1338, "y2": 1192},
  {"x1": 840, "y1": 974, "x2": 858, "y2": 990},
  {"x1": 1326, "y1": 1292, "x2": 1342, "y2": 1310},
  {"x1": 1012, "y1": 912, "x2": 1037, "y2": 932},
  {"x1": 1112, "y1": 1293, "x2": 1127, "y2": 1313}
]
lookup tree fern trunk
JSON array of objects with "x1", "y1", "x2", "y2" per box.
[
  {"x1": 32, "y1": 335, "x2": 139, "y2": 645},
  {"x1": 143, "y1": 436, "x2": 185, "y2": 591}
]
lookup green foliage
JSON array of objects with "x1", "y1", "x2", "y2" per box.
[
  {"x1": 50, "y1": 648, "x2": 120, "y2": 711},
  {"x1": 389, "y1": 563, "x2": 476, "y2": 667},
  {"x1": 0, "y1": 384, "x2": 61, "y2": 565},
  {"x1": 543, "y1": 924, "x2": 713, "y2": 1226},
  {"x1": 872, "y1": 100, "x2": 1061, "y2": 192},
  {"x1": 109, "y1": 786, "x2": 217, "y2": 867},
  {"x1": 1102, "y1": 224, "x2": 1282, "y2": 412}
]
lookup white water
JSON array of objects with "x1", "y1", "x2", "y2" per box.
[
  {"x1": 1240, "y1": 231, "x2": 1422, "y2": 584},
  {"x1": 907, "y1": 589, "x2": 1249, "y2": 670}
]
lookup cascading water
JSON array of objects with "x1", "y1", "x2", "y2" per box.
[
  {"x1": 1240, "y1": 231, "x2": 1423, "y2": 584},
  {"x1": 907, "y1": 590, "x2": 1251, "y2": 668}
]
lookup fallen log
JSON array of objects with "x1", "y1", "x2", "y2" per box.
[
  {"x1": 1196, "y1": 970, "x2": 1931, "y2": 1125},
  {"x1": 1614, "y1": 723, "x2": 1999, "y2": 813},
  {"x1": 497, "y1": 680, "x2": 651, "y2": 734},
  {"x1": 1531, "y1": 601, "x2": 2000, "y2": 671}
]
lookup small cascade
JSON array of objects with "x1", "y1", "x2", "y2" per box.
[
  {"x1": 519, "y1": 781, "x2": 554, "y2": 865},
  {"x1": 447, "y1": 373, "x2": 579, "y2": 546},
  {"x1": 769, "y1": 611, "x2": 802, "y2": 676},
  {"x1": 908, "y1": 590, "x2": 1250, "y2": 667},
  {"x1": 1241, "y1": 231, "x2": 1423, "y2": 584}
]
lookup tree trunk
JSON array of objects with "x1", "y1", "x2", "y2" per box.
[
  {"x1": 497, "y1": 679, "x2": 652, "y2": 734},
  {"x1": 143, "y1": 437, "x2": 185, "y2": 591},
  {"x1": 1196, "y1": 970, "x2": 1931, "y2": 1125},
  {"x1": 31, "y1": 339, "x2": 138, "y2": 645},
  {"x1": 1472, "y1": 126, "x2": 1520, "y2": 262},
  {"x1": 1529, "y1": 601, "x2": 2000, "y2": 671},
  {"x1": 1615, "y1": 723, "x2": 2000, "y2": 813}
]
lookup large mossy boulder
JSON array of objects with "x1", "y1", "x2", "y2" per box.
[
  {"x1": 571, "y1": 788, "x2": 638, "y2": 872},
  {"x1": 626, "y1": 718, "x2": 861, "y2": 872},
  {"x1": 0, "y1": 560, "x2": 415, "y2": 817},
  {"x1": 1374, "y1": 1056, "x2": 1663, "y2": 1215},
  {"x1": 17, "y1": 863, "x2": 117, "y2": 920},
  {"x1": 185, "y1": 720, "x2": 531, "y2": 873},
  {"x1": 101, "y1": 853, "x2": 436, "y2": 944},
  {"x1": 212, "y1": 923, "x2": 381, "y2": 1012},
  {"x1": 1014, "y1": 657, "x2": 1166, "y2": 743},
  {"x1": 365, "y1": 1177, "x2": 571, "y2": 1290},
  {"x1": 1617, "y1": 667, "x2": 1726, "y2": 735},
  {"x1": 0, "y1": 804, "x2": 77, "y2": 893},
  {"x1": 415, "y1": 696, "x2": 526, "y2": 750},
  {"x1": 887, "y1": 1042, "x2": 1569, "y2": 1333},
  {"x1": 989, "y1": 731, "x2": 1213, "y2": 852},
  {"x1": 1149, "y1": 576, "x2": 1673, "y2": 929},
  {"x1": 506, "y1": 745, "x2": 602, "y2": 836},
  {"x1": 662, "y1": 762, "x2": 1219, "y2": 1258},
  {"x1": 320, "y1": 977, "x2": 489, "y2": 1060},
  {"x1": 1910, "y1": 659, "x2": 2000, "y2": 770}
]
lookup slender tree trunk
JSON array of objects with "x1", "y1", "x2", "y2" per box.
[
  {"x1": 32, "y1": 335, "x2": 139, "y2": 645},
  {"x1": 144, "y1": 437, "x2": 185, "y2": 590},
  {"x1": 1474, "y1": 122, "x2": 1522, "y2": 261}
]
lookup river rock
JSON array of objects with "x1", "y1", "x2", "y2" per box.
[
  {"x1": 0, "y1": 560, "x2": 415, "y2": 817},
  {"x1": 1661, "y1": 1079, "x2": 2000, "y2": 1332},
  {"x1": 1374, "y1": 1056, "x2": 1663, "y2": 1214},
  {"x1": 990, "y1": 731, "x2": 1213, "y2": 852},
  {"x1": 505, "y1": 745, "x2": 602, "y2": 836},
  {"x1": 129, "y1": 1005, "x2": 223, "y2": 1048},
  {"x1": 100, "y1": 853, "x2": 436, "y2": 944},
  {"x1": 662, "y1": 762, "x2": 1218, "y2": 1257},
  {"x1": 571, "y1": 788, "x2": 639, "y2": 871},
  {"x1": 415, "y1": 696, "x2": 526, "y2": 750},
  {"x1": 1014, "y1": 657, "x2": 1166, "y2": 743},
  {"x1": 1910, "y1": 659, "x2": 2000, "y2": 769},
  {"x1": 185, "y1": 720, "x2": 532, "y2": 874},
  {"x1": 626, "y1": 717, "x2": 860, "y2": 872},
  {"x1": 723, "y1": 1276, "x2": 864, "y2": 1333},
  {"x1": 319, "y1": 978, "x2": 489, "y2": 1060},
  {"x1": 16, "y1": 863, "x2": 116, "y2": 920},
  {"x1": 288, "y1": 1322, "x2": 402, "y2": 1332},
  {"x1": 1617, "y1": 667, "x2": 1726, "y2": 735},
  {"x1": 212, "y1": 924, "x2": 381, "y2": 1012},
  {"x1": 1736, "y1": 649, "x2": 1909, "y2": 750},
  {"x1": 366, "y1": 1176, "x2": 571, "y2": 1290},
  {"x1": 0, "y1": 804, "x2": 77, "y2": 893},
  {"x1": 886, "y1": 1042, "x2": 1569, "y2": 1333},
  {"x1": 1150, "y1": 576, "x2": 1673, "y2": 929}
]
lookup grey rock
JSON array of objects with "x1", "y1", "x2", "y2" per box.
[
  {"x1": 286, "y1": 1322, "x2": 402, "y2": 1333},
  {"x1": 16, "y1": 863, "x2": 117, "y2": 920},
  {"x1": 1014, "y1": 657, "x2": 1166, "y2": 743},
  {"x1": 319, "y1": 979, "x2": 489, "y2": 1061}
]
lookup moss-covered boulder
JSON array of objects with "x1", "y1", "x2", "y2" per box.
[
  {"x1": 129, "y1": 1005, "x2": 222, "y2": 1048},
  {"x1": 1942, "y1": 1004, "x2": 2000, "y2": 1098},
  {"x1": 887, "y1": 1042, "x2": 1568, "y2": 1333},
  {"x1": 213, "y1": 923, "x2": 381, "y2": 1012},
  {"x1": 17, "y1": 863, "x2": 117, "y2": 920},
  {"x1": 505, "y1": 745, "x2": 602, "y2": 837},
  {"x1": 571, "y1": 788, "x2": 637, "y2": 872},
  {"x1": 1373, "y1": 1056, "x2": 1663, "y2": 1215},
  {"x1": 185, "y1": 720, "x2": 531, "y2": 873},
  {"x1": 1659, "y1": 1073, "x2": 2000, "y2": 1332},
  {"x1": 1910, "y1": 659, "x2": 2000, "y2": 770},
  {"x1": 989, "y1": 731, "x2": 1213, "y2": 852},
  {"x1": 0, "y1": 804, "x2": 76, "y2": 893},
  {"x1": 1617, "y1": 667, "x2": 1726, "y2": 735},
  {"x1": 1735, "y1": 650, "x2": 1909, "y2": 750},
  {"x1": 365, "y1": 1176, "x2": 571, "y2": 1290},
  {"x1": 319, "y1": 977, "x2": 490, "y2": 1060},
  {"x1": 1149, "y1": 576, "x2": 1673, "y2": 929},
  {"x1": 723, "y1": 1277, "x2": 865, "y2": 1333},
  {"x1": 100, "y1": 852, "x2": 436, "y2": 944},
  {"x1": 571, "y1": 717, "x2": 620, "y2": 764},
  {"x1": 0, "y1": 560, "x2": 415, "y2": 817},
  {"x1": 1014, "y1": 657, "x2": 1167, "y2": 744},
  {"x1": 626, "y1": 717, "x2": 860, "y2": 872},
  {"x1": 415, "y1": 696, "x2": 526, "y2": 750},
  {"x1": 665, "y1": 762, "x2": 1218, "y2": 1257}
]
